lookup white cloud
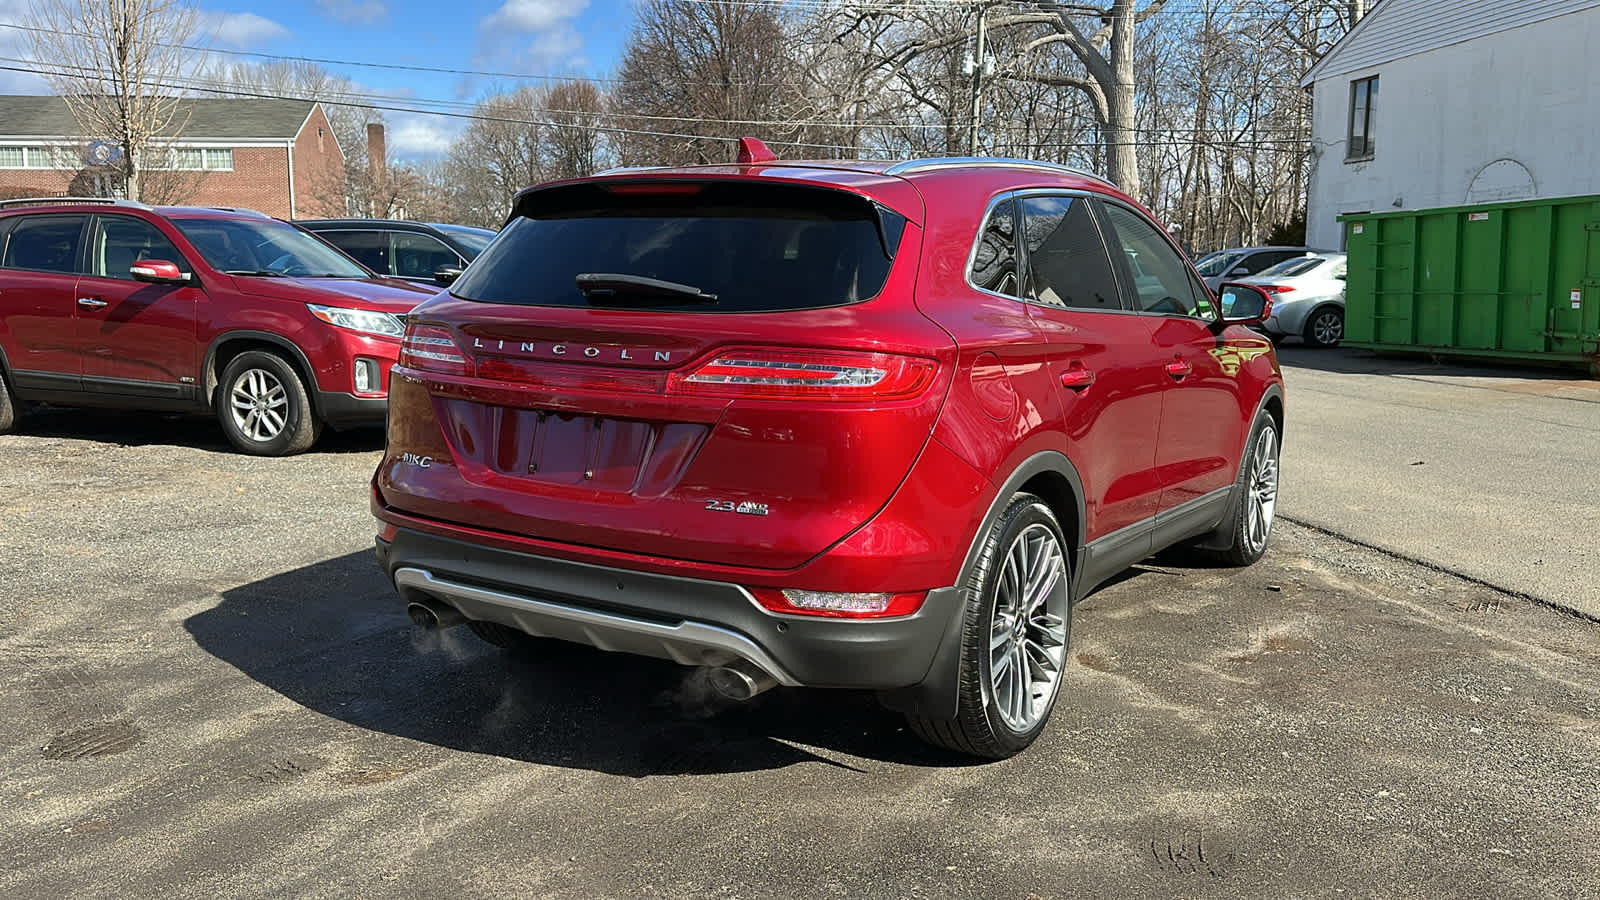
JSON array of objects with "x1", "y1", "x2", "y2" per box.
[
  {"x1": 201, "y1": 12, "x2": 289, "y2": 48},
  {"x1": 315, "y1": 0, "x2": 388, "y2": 26},
  {"x1": 523, "y1": 30, "x2": 586, "y2": 70},
  {"x1": 485, "y1": 0, "x2": 588, "y2": 32},
  {"x1": 386, "y1": 114, "x2": 458, "y2": 159}
]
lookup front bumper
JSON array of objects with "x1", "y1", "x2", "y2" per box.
[
  {"x1": 376, "y1": 526, "x2": 964, "y2": 690},
  {"x1": 317, "y1": 389, "x2": 388, "y2": 427}
]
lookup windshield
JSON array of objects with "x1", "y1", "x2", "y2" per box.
[
  {"x1": 1194, "y1": 251, "x2": 1246, "y2": 277},
  {"x1": 431, "y1": 224, "x2": 495, "y2": 257},
  {"x1": 450, "y1": 182, "x2": 900, "y2": 313},
  {"x1": 171, "y1": 217, "x2": 371, "y2": 278},
  {"x1": 1258, "y1": 257, "x2": 1325, "y2": 278}
]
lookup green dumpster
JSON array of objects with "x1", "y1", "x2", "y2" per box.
[{"x1": 1341, "y1": 194, "x2": 1600, "y2": 376}]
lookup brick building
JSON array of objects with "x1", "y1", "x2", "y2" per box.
[{"x1": 0, "y1": 96, "x2": 346, "y2": 218}]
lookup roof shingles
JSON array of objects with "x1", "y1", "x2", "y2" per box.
[{"x1": 0, "y1": 96, "x2": 316, "y2": 140}]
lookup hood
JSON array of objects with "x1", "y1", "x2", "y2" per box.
[{"x1": 230, "y1": 275, "x2": 439, "y2": 313}]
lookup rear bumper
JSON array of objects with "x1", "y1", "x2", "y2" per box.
[{"x1": 376, "y1": 526, "x2": 964, "y2": 690}]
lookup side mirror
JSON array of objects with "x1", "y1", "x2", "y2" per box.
[
  {"x1": 1215, "y1": 283, "x2": 1274, "y2": 327},
  {"x1": 433, "y1": 266, "x2": 464, "y2": 286},
  {"x1": 130, "y1": 260, "x2": 189, "y2": 285},
  {"x1": 1230, "y1": 266, "x2": 1250, "y2": 276}
]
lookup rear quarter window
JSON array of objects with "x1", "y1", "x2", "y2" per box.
[{"x1": 450, "y1": 181, "x2": 903, "y2": 313}]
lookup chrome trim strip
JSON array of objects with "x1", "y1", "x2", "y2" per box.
[
  {"x1": 885, "y1": 157, "x2": 1114, "y2": 187},
  {"x1": 393, "y1": 567, "x2": 801, "y2": 686}
]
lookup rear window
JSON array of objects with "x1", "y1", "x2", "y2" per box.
[
  {"x1": 1258, "y1": 257, "x2": 1324, "y2": 278},
  {"x1": 449, "y1": 181, "x2": 903, "y2": 313}
]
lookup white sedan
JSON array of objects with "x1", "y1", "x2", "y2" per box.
[{"x1": 1239, "y1": 252, "x2": 1348, "y2": 347}]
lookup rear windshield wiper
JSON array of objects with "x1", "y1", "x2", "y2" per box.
[
  {"x1": 224, "y1": 269, "x2": 287, "y2": 277},
  {"x1": 575, "y1": 272, "x2": 718, "y2": 306}
]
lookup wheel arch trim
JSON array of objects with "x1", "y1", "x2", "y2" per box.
[
  {"x1": 879, "y1": 449, "x2": 1086, "y2": 720},
  {"x1": 203, "y1": 331, "x2": 321, "y2": 417}
]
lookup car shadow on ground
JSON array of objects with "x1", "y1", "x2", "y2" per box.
[
  {"x1": 1274, "y1": 345, "x2": 1592, "y2": 381},
  {"x1": 10, "y1": 407, "x2": 385, "y2": 454},
  {"x1": 185, "y1": 549, "x2": 991, "y2": 776}
]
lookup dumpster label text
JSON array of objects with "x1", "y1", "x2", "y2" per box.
[
  {"x1": 1469, "y1": 212, "x2": 1490, "y2": 222},
  {"x1": 1574, "y1": 290, "x2": 1583, "y2": 309}
]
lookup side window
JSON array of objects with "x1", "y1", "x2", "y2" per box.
[
  {"x1": 1, "y1": 215, "x2": 86, "y2": 273},
  {"x1": 92, "y1": 216, "x2": 188, "y2": 280},
  {"x1": 1100, "y1": 203, "x2": 1205, "y2": 317},
  {"x1": 969, "y1": 197, "x2": 1020, "y2": 297},
  {"x1": 1018, "y1": 195, "x2": 1122, "y2": 310},
  {"x1": 391, "y1": 232, "x2": 461, "y2": 279},
  {"x1": 1250, "y1": 251, "x2": 1300, "y2": 274},
  {"x1": 319, "y1": 230, "x2": 389, "y2": 274}
]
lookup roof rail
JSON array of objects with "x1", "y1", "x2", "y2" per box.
[
  {"x1": 0, "y1": 196, "x2": 151, "y2": 210},
  {"x1": 883, "y1": 157, "x2": 1115, "y2": 186},
  {"x1": 205, "y1": 206, "x2": 272, "y2": 218}
]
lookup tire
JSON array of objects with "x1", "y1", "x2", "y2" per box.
[
  {"x1": 1303, "y1": 306, "x2": 1344, "y2": 347},
  {"x1": 906, "y1": 493, "x2": 1072, "y2": 759},
  {"x1": 0, "y1": 370, "x2": 15, "y2": 434},
  {"x1": 1209, "y1": 412, "x2": 1280, "y2": 566},
  {"x1": 216, "y1": 351, "x2": 320, "y2": 456}
]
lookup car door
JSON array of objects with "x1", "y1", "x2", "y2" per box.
[
  {"x1": 0, "y1": 213, "x2": 88, "y2": 392},
  {"x1": 390, "y1": 231, "x2": 464, "y2": 282},
  {"x1": 1015, "y1": 193, "x2": 1166, "y2": 546},
  {"x1": 316, "y1": 229, "x2": 391, "y2": 275},
  {"x1": 75, "y1": 214, "x2": 204, "y2": 398},
  {"x1": 1098, "y1": 201, "x2": 1246, "y2": 518}
]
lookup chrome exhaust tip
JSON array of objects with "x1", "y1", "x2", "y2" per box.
[
  {"x1": 406, "y1": 598, "x2": 466, "y2": 630},
  {"x1": 706, "y1": 660, "x2": 779, "y2": 702}
]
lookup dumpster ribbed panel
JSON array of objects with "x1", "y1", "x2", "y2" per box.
[{"x1": 1341, "y1": 194, "x2": 1600, "y2": 375}]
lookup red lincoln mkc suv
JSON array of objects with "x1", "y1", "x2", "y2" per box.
[
  {"x1": 0, "y1": 198, "x2": 436, "y2": 455},
  {"x1": 373, "y1": 143, "x2": 1285, "y2": 758}
]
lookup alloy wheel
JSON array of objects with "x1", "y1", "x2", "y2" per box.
[
  {"x1": 988, "y1": 523, "x2": 1070, "y2": 732},
  {"x1": 1245, "y1": 425, "x2": 1280, "y2": 554},
  {"x1": 1311, "y1": 310, "x2": 1344, "y2": 345},
  {"x1": 229, "y1": 368, "x2": 289, "y2": 442}
]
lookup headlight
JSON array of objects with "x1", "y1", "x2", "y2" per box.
[{"x1": 306, "y1": 304, "x2": 406, "y2": 337}]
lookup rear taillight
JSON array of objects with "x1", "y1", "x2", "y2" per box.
[
  {"x1": 399, "y1": 324, "x2": 471, "y2": 376},
  {"x1": 749, "y1": 588, "x2": 928, "y2": 619},
  {"x1": 1259, "y1": 284, "x2": 1296, "y2": 294},
  {"x1": 668, "y1": 349, "x2": 936, "y2": 401}
]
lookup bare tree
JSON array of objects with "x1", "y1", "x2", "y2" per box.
[
  {"x1": 612, "y1": 0, "x2": 810, "y2": 165},
  {"x1": 430, "y1": 80, "x2": 611, "y2": 227},
  {"x1": 24, "y1": 0, "x2": 205, "y2": 202}
]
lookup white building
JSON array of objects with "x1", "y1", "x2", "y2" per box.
[{"x1": 1302, "y1": 0, "x2": 1600, "y2": 250}]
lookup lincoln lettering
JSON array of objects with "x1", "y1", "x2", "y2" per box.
[{"x1": 470, "y1": 337, "x2": 670, "y2": 363}]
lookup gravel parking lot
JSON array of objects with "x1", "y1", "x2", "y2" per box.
[{"x1": 1, "y1": 379, "x2": 1597, "y2": 898}]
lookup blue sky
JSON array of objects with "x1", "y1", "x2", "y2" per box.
[{"x1": 0, "y1": 0, "x2": 638, "y2": 160}]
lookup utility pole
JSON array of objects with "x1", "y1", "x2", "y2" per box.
[{"x1": 965, "y1": 8, "x2": 989, "y2": 155}]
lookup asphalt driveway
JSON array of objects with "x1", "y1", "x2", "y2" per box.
[{"x1": 0, "y1": 409, "x2": 1595, "y2": 898}]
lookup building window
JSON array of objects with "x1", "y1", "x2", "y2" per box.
[
  {"x1": 0, "y1": 146, "x2": 75, "y2": 169},
  {"x1": 148, "y1": 147, "x2": 234, "y2": 171},
  {"x1": 1348, "y1": 75, "x2": 1378, "y2": 161}
]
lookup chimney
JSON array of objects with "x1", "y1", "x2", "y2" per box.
[{"x1": 367, "y1": 122, "x2": 386, "y2": 180}]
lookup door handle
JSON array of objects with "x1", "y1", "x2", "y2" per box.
[
  {"x1": 77, "y1": 297, "x2": 108, "y2": 309},
  {"x1": 1165, "y1": 358, "x2": 1193, "y2": 381},
  {"x1": 1059, "y1": 366, "x2": 1095, "y2": 391}
]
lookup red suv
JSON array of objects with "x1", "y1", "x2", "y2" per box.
[
  {"x1": 373, "y1": 149, "x2": 1284, "y2": 758},
  {"x1": 0, "y1": 198, "x2": 437, "y2": 455}
]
